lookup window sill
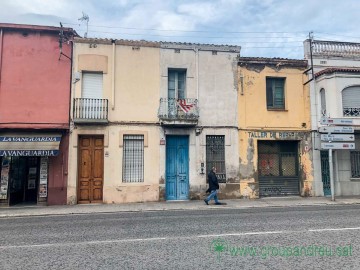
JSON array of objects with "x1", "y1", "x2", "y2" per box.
[
  {"x1": 350, "y1": 178, "x2": 360, "y2": 182},
  {"x1": 267, "y1": 108, "x2": 288, "y2": 112}
]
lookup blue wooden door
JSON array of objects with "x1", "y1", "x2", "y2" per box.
[{"x1": 166, "y1": 136, "x2": 189, "y2": 200}]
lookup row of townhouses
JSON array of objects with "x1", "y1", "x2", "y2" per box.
[{"x1": 0, "y1": 23, "x2": 359, "y2": 206}]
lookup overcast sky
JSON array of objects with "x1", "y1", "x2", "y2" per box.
[{"x1": 1, "y1": 0, "x2": 359, "y2": 59}]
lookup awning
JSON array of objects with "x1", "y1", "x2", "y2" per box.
[{"x1": 0, "y1": 134, "x2": 62, "y2": 157}]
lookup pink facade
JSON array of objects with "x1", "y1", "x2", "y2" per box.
[
  {"x1": 0, "y1": 24, "x2": 76, "y2": 206},
  {"x1": 0, "y1": 24, "x2": 74, "y2": 129}
]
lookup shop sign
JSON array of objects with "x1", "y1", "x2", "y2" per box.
[
  {"x1": 0, "y1": 150, "x2": 59, "y2": 157},
  {"x1": 0, "y1": 136, "x2": 61, "y2": 142},
  {"x1": 248, "y1": 131, "x2": 303, "y2": 139}
]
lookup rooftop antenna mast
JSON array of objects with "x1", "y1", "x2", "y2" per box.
[
  {"x1": 58, "y1": 22, "x2": 71, "y2": 60},
  {"x1": 78, "y1": 12, "x2": 89, "y2": 38}
]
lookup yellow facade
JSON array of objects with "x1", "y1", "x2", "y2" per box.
[
  {"x1": 67, "y1": 39, "x2": 161, "y2": 204},
  {"x1": 238, "y1": 59, "x2": 313, "y2": 198}
]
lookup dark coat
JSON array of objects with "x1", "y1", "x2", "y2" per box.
[{"x1": 207, "y1": 170, "x2": 219, "y2": 192}]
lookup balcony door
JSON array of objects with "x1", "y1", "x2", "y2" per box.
[
  {"x1": 82, "y1": 72, "x2": 103, "y2": 119},
  {"x1": 168, "y1": 69, "x2": 186, "y2": 116}
]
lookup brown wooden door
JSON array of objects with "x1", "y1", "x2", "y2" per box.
[{"x1": 78, "y1": 136, "x2": 104, "y2": 203}]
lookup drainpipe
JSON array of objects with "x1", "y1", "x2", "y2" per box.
[
  {"x1": 111, "y1": 39, "x2": 116, "y2": 110},
  {"x1": 193, "y1": 47, "x2": 199, "y2": 100}
]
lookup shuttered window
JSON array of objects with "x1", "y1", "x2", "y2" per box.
[
  {"x1": 82, "y1": 72, "x2": 103, "y2": 99},
  {"x1": 320, "y1": 88, "x2": 326, "y2": 114},
  {"x1": 342, "y1": 86, "x2": 360, "y2": 117},
  {"x1": 266, "y1": 77, "x2": 285, "y2": 110},
  {"x1": 122, "y1": 135, "x2": 144, "y2": 182}
]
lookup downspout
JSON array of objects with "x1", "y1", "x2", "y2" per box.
[
  {"x1": 194, "y1": 47, "x2": 199, "y2": 100},
  {"x1": 112, "y1": 39, "x2": 116, "y2": 110},
  {"x1": 65, "y1": 36, "x2": 74, "y2": 194}
]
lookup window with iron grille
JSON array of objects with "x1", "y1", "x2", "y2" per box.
[
  {"x1": 122, "y1": 135, "x2": 144, "y2": 182},
  {"x1": 206, "y1": 135, "x2": 226, "y2": 183},
  {"x1": 266, "y1": 77, "x2": 285, "y2": 110},
  {"x1": 351, "y1": 151, "x2": 360, "y2": 178}
]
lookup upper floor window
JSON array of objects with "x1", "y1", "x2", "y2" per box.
[
  {"x1": 168, "y1": 69, "x2": 186, "y2": 99},
  {"x1": 266, "y1": 77, "x2": 285, "y2": 110},
  {"x1": 342, "y1": 86, "x2": 360, "y2": 117},
  {"x1": 320, "y1": 88, "x2": 326, "y2": 115},
  {"x1": 82, "y1": 72, "x2": 103, "y2": 99}
]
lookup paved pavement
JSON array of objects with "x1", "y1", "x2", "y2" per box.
[{"x1": 1, "y1": 196, "x2": 360, "y2": 217}]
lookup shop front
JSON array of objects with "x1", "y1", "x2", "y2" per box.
[{"x1": 0, "y1": 134, "x2": 61, "y2": 206}]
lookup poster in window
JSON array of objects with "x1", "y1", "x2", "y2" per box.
[
  {"x1": 39, "y1": 184, "x2": 47, "y2": 198},
  {"x1": 39, "y1": 157, "x2": 48, "y2": 197},
  {"x1": 28, "y1": 167, "x2": 37, "y2": 190},
  {"x1": 0, "y1": 158, "x2": 10, "y2": 199}
]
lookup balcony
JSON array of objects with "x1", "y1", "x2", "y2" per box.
[
  {"x1": 158, "y1": 98, "x2": 199, "y2": 126},
  {"x1": 343, "y1": 107, "x2": 360, "y2": 117},
  {"x1": 73, "y1": 98, "x2": 109, "y2": 124}
]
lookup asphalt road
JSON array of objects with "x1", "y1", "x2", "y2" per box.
[{"x1": 0, "y1": 205, "x2": 360, "y2": 270}]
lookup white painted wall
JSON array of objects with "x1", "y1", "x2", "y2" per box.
[{"x1": 304, "y1": 39, "x2": 360, "y2": 196}]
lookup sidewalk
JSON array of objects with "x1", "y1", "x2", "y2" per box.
[{"x1": 1, "y1": 196, "x2": 360, "y2": 218}]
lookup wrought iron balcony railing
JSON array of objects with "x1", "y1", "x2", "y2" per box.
[
  {"x1": 73, "y1": 98, "x2": 109, "y2": 123},
  {"x1": 158, "y1": 98, "x2": 199, "y2": 121},
  {"x1": 343, "y1": 107, "x2": 360, "y2": 117}
]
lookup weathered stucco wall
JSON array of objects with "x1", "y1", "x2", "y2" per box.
[
  {"x1": 238, "y1": 63, "x2": 313, "y2": 198},
  {"x1": 159, "y1": 46, "x2": 240, "y2": 200}
]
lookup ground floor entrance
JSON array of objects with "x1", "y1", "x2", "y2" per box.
[
  {"x1": 258, "y1": 140, "x2": 300, "y2": 197},
  {"x1": 77, "y1": 136, "x2": 104, "y2": 204},
  {"x1": 0, "y1": 156, "x2": 49, "y2": 206},
  {"x1": 165, "y1": 135, "x2": 189, "y2": 200}
]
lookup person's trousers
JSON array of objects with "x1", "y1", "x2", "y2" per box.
[{"x1": 206, "y1": 189, "x2": 219, "y2": 203}]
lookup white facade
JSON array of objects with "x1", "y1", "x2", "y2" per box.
[
  {"x1": 304, "y1": 40, "x2": 360, "y2": 196},
  {"x1": 158, "y1": 43, "x2": 241, "y2": 199}
]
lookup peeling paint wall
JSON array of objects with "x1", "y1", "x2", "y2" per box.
[{"x1": 238, "y1": 63, "x2": 313, "y2": 198}]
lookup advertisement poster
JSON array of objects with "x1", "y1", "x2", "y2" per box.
[
  {"x1": 0, "y1": 158, "x2": 10, "y2": 200},
  {"x1": 28, "y1": 167, "x2": 37, "y2": 190},
  {"x1": 39, "y1": 157, "x2": 48, "y2": 197}
]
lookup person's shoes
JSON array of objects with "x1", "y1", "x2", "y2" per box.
[
  {"x1": 215, "y1": 202, "x2": 227, "y2": 205},
  {"x1": 204, "y1": 199, "x2": 209, "y2": 205}
]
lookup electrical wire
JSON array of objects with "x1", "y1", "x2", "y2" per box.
[{"x1": 62, "y1": 22, "x2": 309, "y2": 34}]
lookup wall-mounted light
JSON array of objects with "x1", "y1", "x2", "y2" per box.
[
  {"x1": 200, "y1": 162, "x2": 205, "y2": 174},
  {"x1": 73, "y1": 72, "x2": 81, "y2": 83},
  {"x1": 195, "y1": 127, "x2": 202, "y2": 136}
]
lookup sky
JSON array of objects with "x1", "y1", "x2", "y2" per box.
[{"x1": 1, "y1": 0, "x2": 360, "y2": 59}]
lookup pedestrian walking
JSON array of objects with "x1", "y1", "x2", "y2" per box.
[{"x1": 204, "y1": 167, "x2": 225, "y2": 205}]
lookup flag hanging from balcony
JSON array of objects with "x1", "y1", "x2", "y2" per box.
[{"x1": 178, "y1": 99, "x2": 193, "y2": 113}]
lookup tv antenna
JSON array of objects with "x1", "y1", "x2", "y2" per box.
[{"x1": 78, "y1": 12, "x2": 89, "y2": 38}]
